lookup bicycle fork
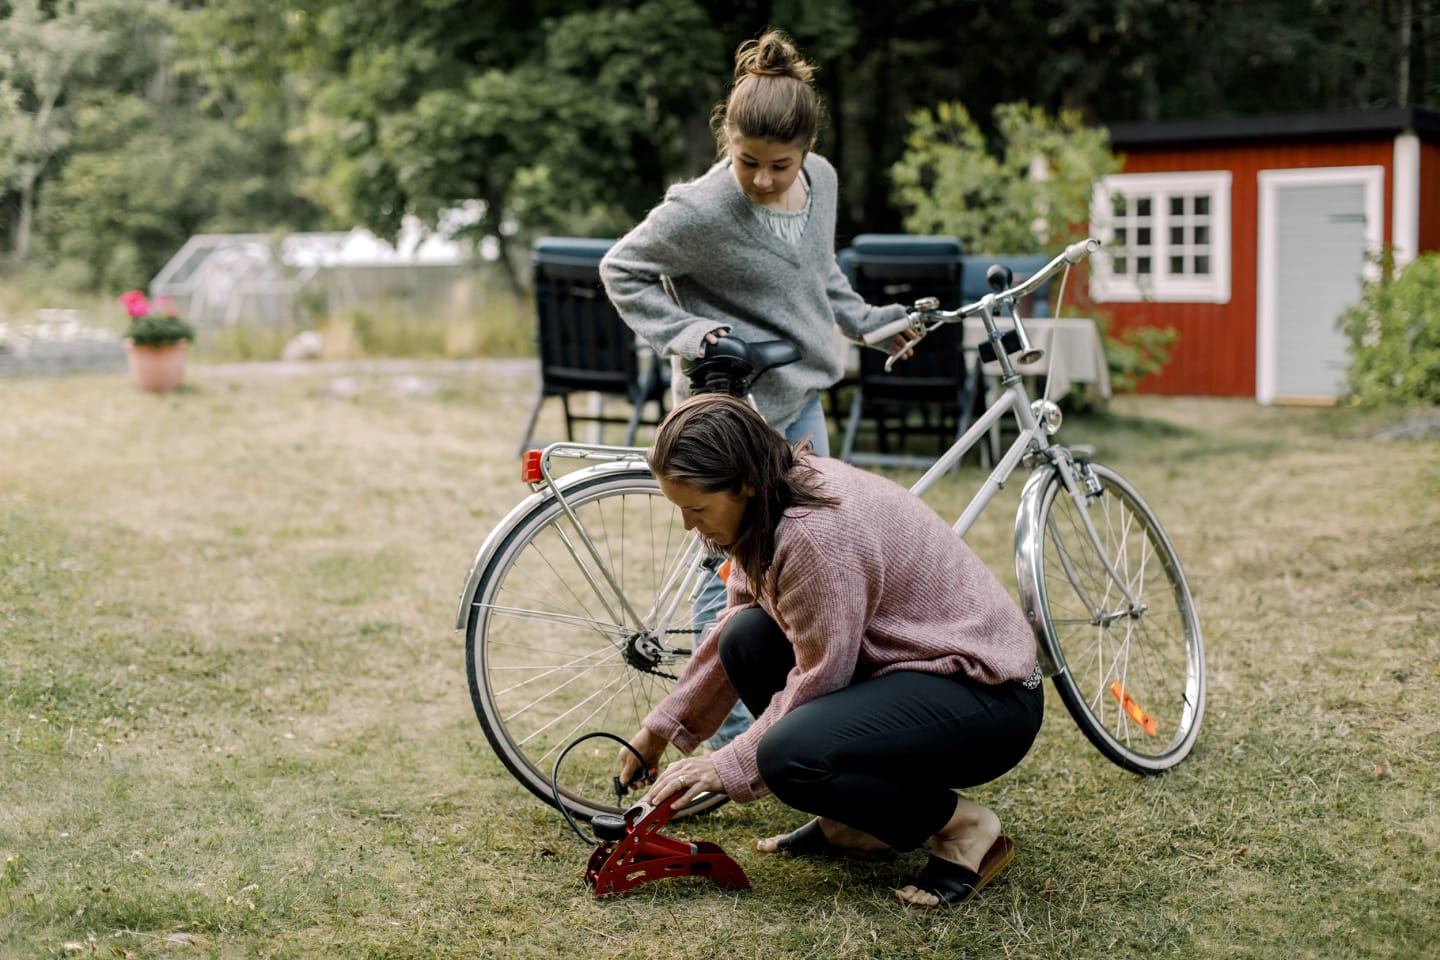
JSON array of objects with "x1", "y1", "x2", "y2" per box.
[{"x1": 1015, "y1": 451, "x2": 1147, "y2": 678}]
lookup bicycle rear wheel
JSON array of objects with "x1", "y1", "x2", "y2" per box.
[
  {"x1": 464, "y1": 467, "x2": 729, "y2": 821},
  {"x1": 1020, "y1": 460, "x2": 1205, "y2": 774}
]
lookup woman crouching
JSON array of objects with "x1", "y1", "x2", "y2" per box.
[{"x1": 619, "y1": 394, "x2": 1044, "y2": 907}]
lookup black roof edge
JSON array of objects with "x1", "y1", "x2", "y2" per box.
[{"x1": 1106, "y1": 106, "x2": 1440, "y2": 148}]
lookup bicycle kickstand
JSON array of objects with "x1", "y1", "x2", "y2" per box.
[{"x1": 583, "y1": 793, "x2": 750, "y2": 897}]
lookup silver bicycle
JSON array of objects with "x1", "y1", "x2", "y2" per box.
[{"x1": 456, "y1": 238, "x2": 1205, "y2": 823}]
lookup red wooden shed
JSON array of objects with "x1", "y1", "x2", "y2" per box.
[{"x1": 1089, "y1": 107, "x2": 1440, "y2": 402}]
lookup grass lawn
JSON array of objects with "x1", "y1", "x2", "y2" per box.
[{"x1": 2, "y1": 361, "x2": 1437, "y2": 959}]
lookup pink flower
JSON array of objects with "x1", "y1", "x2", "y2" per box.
[
  {"x1": 118, "y1": 290, "x2": 150, "y2": 319},
  {"x1": 152, "y1": 296, "x2": 175, "y2": 316}
]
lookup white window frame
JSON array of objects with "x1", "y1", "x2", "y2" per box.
[{"x1": 1089, "y1": 171, "x2": 1232, "y2": 303}]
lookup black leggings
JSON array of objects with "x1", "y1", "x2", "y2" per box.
[{"x1": 717, "y1": 606, "x2": 1043, "y2": 851}]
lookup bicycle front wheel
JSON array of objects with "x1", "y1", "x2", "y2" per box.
[
  {"x1": 1020, "y1": 461, "x2": 1205, "y2": 774},
  {"x1": 464, "y1": 467, "x2": 729, "y2": 822}
]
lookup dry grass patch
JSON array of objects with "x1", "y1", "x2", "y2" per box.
[{"x1": 2, "y1": 364, "x2": 1437, "y2": 958}]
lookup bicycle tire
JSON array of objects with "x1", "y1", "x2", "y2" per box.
[
  {"x1": 464, "y1": 467, "x2": 729, "y2": 822},
  {"x1": 1018, "y1": 460, "x2": 1205, "y2": 774}
]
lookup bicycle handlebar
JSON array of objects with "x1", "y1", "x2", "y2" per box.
[{"x1": 858, "y1": 237, "x2": 1101, "y2": 348}]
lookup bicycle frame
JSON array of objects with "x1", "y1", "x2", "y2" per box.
[
  {"x1": 457, "y1": 239, "x2": 1138, "y2": 660},
  {"x1": 909, "y1": 373, "x2": 1045, "y2": 532},
  {"x1": 454, "y1": 445, "x2": 712, "y2": 643},
  {"x1": 461, "y1": 235, "x2": 1206, "y2": 804}
]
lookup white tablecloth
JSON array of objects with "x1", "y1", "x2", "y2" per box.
[{"x1": 963, "y1": 317, "x2": 1111, "y2": 400}]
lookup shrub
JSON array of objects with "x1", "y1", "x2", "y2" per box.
[
  {"x1": 890, "y1": 101, "x2": 1119, "y2": 255},
  {"x1": 891, "y1": 100, "x2": 1178, "y2": 395},
  {"x1": 1339, "y1": 251, "x2": 1440, "y2": 407},
  {"x1": 1102, "y1": 318, "x2": 1179, "y2": 394}
]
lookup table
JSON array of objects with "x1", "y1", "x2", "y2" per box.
[{"x1": 963, "y1": 316, "x2": 1112, "y2": 400}]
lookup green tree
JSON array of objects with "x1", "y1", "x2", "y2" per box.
[
  {"x1": 0, "y1": 0, "x2": 106, "y2": 267},
  {"x1": 890, "y1": 98, "x2": 1176, "y2": 393},
  {"x1": 16, "y1": 0, "x2": 326, "y2": 290},
  {"x1": 890, "y1": 100, "x2": 1120, "y2": 254},
  {"x1": 279, "y1": 0, "x2": 728, "y2": 291}
]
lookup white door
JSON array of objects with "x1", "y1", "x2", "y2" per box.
[{"x1": 1256, "y1": 166, "x2": 1383, "y2": 404}]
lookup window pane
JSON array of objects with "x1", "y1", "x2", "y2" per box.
[
  {"x1": 1137, "y1": 227, "x2": 1151, "y2": 246},
  {"x1": 1112, "y1": 194, "x2": 1127, "y2": 216},
  {"x1": 1195, "y1": 225, "x2": 1210, "y2": 245},
  {"x1": 1170, "y1": 226, "x2": 1185, "y2": 245},
  {"x1": 1137, "y1": 197, "x2": 1152, "y2": 217},
  {"x1": 1195, "y1": 195, "x2": 1210, "y2": 216},
  {"x1": 1195, "y1": 255, "x2": 1210, "y2": 275},
  {"x1": 1170, "y1": 195, "x2": 1185, "y2": 216},
  {"x1": 1170, "y1": 255, "x2": 1184, "y2": 274},
  {"x1": 1137, "y1": 256, "x2": 1152, "y2": 275},
  {"x1": 1114, "y1": 255, "x2": 1128, "y2": 274}
]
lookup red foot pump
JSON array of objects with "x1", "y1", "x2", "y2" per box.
[{"x1": 583, "y1": 792, "x2": 750, "y2": 896}]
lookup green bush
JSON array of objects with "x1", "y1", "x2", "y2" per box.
[
  {"x1": 891, "y1": 101, "x2": 1179, "y2": 395},
  {"x1": 891, "y1": 101, "x2": 1120, "y2": 255},
  {"x1": 1339, "y1": 251, "x2": 1440, "y2": 407},
  {"x1": 1101, "y1": 318, "x2": 1179, "y2": 393}
]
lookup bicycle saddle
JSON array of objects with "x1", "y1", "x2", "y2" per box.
[{"x1": 682, "y1": 336, "x2": 801, "y2": 397}]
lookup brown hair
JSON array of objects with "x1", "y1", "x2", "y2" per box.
[
  {"x1": 648, "y1": 394, "x2": 836, "y2": 600},
  {"x1": 712, "y1": 29, "x2": 823, "y2": 156}
]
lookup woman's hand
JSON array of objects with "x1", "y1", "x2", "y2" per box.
[
  {"x1": 890, "y1": 329, "x2": 917, "y2": 361},
  {"x1": 645, "y1": 755, "x2": 724, "y2": 807},
  {"x1": 618, "y1": 726, "x2": 667, "y2": 791}
]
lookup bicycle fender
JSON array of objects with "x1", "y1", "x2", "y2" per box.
[
  {"x1": 453, "y1": 462, "x2": 654, "y2": 631},
  {"x1": 1013, "y1": 466, "x2": 1062, "y2": 678}
]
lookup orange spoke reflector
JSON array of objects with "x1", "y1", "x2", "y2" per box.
[
  {"x1": 716, "y1": 559, "x2": 732, "y2": 582},
  {"x1": 1110, "y1": 681, "x2": 1158, "y2": 736}
]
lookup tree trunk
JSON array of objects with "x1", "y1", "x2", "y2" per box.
[{"x1": 10, "y1": 177, "x2": 35, "y2": 267}]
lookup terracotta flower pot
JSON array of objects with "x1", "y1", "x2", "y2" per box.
[{"x1": 124, "y1": 339, "x2": 188, "y2": 393}]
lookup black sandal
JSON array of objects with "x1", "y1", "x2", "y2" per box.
[
  {"x1": 897, "y1": 836, "x2": 1015, "y2": 907},
  {"x1": 766, "y1": 819, "x2": 897, "y2": 862}
]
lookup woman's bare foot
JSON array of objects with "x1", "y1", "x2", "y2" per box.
[
  {"x1": 894, "y1": 797, "x2": 1002, "y2": 907},
  {"x1": 757, "y1": 817, "x2": 895, "y2": 858}
]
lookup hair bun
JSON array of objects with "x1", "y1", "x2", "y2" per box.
[{"x1": 734, "y1": 30, "x2": 814, "y2": 84}]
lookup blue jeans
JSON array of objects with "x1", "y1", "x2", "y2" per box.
[{"x1": 698, "y1": 393, "x2": 830, "y2": 749}]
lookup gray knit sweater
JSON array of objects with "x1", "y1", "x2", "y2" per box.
[
  {"x1": 642, "y1": 456, "x2": 1038, "y2": 803},
  {"x1": 599, "y1": 153, "x2": 907, "y2": 432}
]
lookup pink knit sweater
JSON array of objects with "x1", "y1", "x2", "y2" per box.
[{"x1": 642, "y1": 456, "x2": 1037, "y2": 802}]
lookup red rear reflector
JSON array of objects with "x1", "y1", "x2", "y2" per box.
[{"x1": 521, "y1": 450, "x2": 543, "y2": 484}]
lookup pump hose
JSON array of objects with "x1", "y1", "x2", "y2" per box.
[{"x1": 551, "y1": 731, "x2": 651, "y2": 845}]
